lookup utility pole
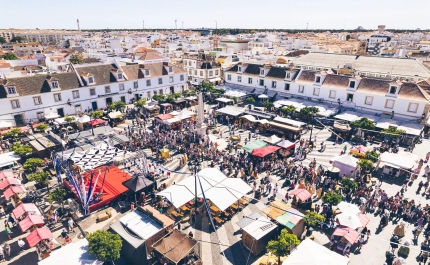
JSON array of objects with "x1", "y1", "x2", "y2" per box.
[
  {"x1": 182, "y1": 21, "x2": 184, "y2": 29},
  {"x1": 215, "y1": 21, "x2": 217, "y2": 29},
  {"x1": 143, "y1": 20, "x2": 144, "y2": 30},
  {"x1": 175, "y1": 19, "x2": 177, "y2": 29},
  {"x1": 306, "y1": 23, "x2": 308, "y2": 30}
]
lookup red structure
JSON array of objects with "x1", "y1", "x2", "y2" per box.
[{"x1": 64, "y1": 166, "x2": 132, "y2": 212}]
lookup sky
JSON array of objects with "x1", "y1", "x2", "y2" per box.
[{"x1": 1, "y1": 0, "x2": 429, "y2": 30}]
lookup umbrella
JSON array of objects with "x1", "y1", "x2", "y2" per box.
[
  {"x1": 336, "y1": 213, "x2": 363, "y2": 229},
  {"x1": 337, "y1": 202, "x2": 360, "y2": 215},
  {"x1": 258, "y1": 94, "x2": 269, "y2": 99}
]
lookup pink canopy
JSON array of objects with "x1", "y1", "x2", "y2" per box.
[
  {"x1": 26, "y1": 228, "x2": 53, "y2": 248},
  {"x1": 0, "y1": 171, "x2": 15, "y2": 180},
  {"x1": 12, "y1": 203, "x2": 38, "y2": 219},
  {"x1": 3, "y1": 186, "x2": 26, "y2": 199},
  {"x1": 289, "y1": 189, "x2": 312, "y2": 201},
  {"x1": 332, "y1": 226, "x2": 360, "y2": 244},
  {"x1": 19, "y1": 214, "x2": 45, "y2": 233},
  {"x1": 357, "y1": 213, "x2": 370, "y2": 227},
  {"x1": 351, "y1": 145, "x2": 370, "y2": 153},
  {"x1": 251, "y1": 146, "x2": 281, "y2": 157},
  {"x1": 0, "y1": 177, "x2": 20, "y2": 190},
  {"x1": 90, "y1": 119, "x2": 105, "y2": 126}
]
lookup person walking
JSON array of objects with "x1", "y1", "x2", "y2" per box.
[
  {"x1": 3, "y1": 243, "x2": 10, "y2": 259},
  {"x1": 5, "y1": 226, "x2": 12, "y2": 240},
  {"x1": 18, "y1": 238, "x2": 25, "y2": 252},
  {"x1": 68, "y1": 217, "x2": 76, "y2": 234}
]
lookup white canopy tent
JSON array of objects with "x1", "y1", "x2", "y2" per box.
[
  {"x1": 175, "y1": 112, "x2": 191, "y2": 120},
  {"x1": 216, "y1": 98, "x2": 233, "y2": 103},
  {"x1": 0, "y1": 120, "x2": 14, "y2": 129},
  {"x1": 378, "y1": 152, "x2": 418, "y2": 169},
  {"x1": 216, "y1": 107, "x2": 244, "y2": 117},
  {"x1": 157, "y1": 168, "x2": 251, "y2": 210},
  {"x1": 77, "y1": 115, "x2": 91, "y2": 123},
  {"x1": 375, "y1": 118, "x2": 400, "y2": 129},
  {"x1": 169, "y1": 111, "x2": 180, "y2": 116},
  {"x1": 45, "y1": 112, "x2": 60, "y2": 120},
  {"x1": 334, "y1": 111, "x2": 359, "y2": 122},
  {"x1": 397, "y1": 123, "x2": 424, "y2": 136},
  {"x1": 258, "y1": 94, "x2": 269, "y2": 99},
  {"x1": 0, "y1": 115, "x2": 16, "y2": 128},
  {"x1": 331, "y1": 154, "x2": 358, "y2": 177},
  {"x1": 108, "y1": 111, "x2": 123, "y2": 119},
  {"x1": 0, "y1": 152, "x2": 20, "y2": 168},
  {"x1": 241, "y1": 115, "x2": 257, "y2": 123},
  {"x1": 264, "y1": 134, "x2": 282, "y2": 145},
  {"x1": 282, "y1": 238, "x2": 349, "y2": 265},
  {"x1": 38, "y1": 238, "x2": 102, "y2": 265},
  {"x1": 165, "y1": 117, "x2": 181, "y2": 124},
  {"x1": 273, "y1": 117, "x2": 306, "y2": 128}
]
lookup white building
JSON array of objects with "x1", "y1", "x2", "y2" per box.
[
  {"x1": 183, "y1": 55, "x2": 221, "y2": 85},
  {"x1": 0, "y1": 61, "x2": 187, "y2": 125}
]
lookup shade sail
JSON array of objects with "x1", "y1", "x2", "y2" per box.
[
  {"x1": 236, "y1": 212, "x2": 263, "y2": 229},
  {"x1": 12, "y1": 203, "x2": 38, "y2": 219},
  {"x1": 251, "y1": 146, "x2": 281, "y2": 157},
  {"x1": 334, "y1": 111, "x2": 359, "y2": 122},
  {"x1": 19, "y1": 214, "x2": 45, "y2": 232},
  {"x1": 289, "y1": 189, "x2": 311, "y2": 201},
  {"x1": 90, "y1": 119, "x2": 105, "y2": 126},
  {"x1": 157, "y1": 185, "x2": 195, "y2": 208},
  {"x1": 152, "y1": 230, "x2": 198, "y2": 264},
  {"x1": 215, "y1": 178, "x2": 252, "y2": 198},
  {"x1": 332, "y1": 226, "x2": 360, "y2": 244},
  {"x1": 26, "y1": 227, "x2": 53, "y2": 248},
  {"x1": 204, "y1": 187, "x2": 239, "y2": 211},
  {"x1": 282, "y1": 238, "x2": 349, "y2": 265},
  {"x1": 264, "y1": 134, "x2": 282, "y2": 144},
  {"x1": 123, "y1": 177, "x2": 154, "y2": 193},
  {"x1": 337, "y1": 202, "x2": 360, "y2": 215},
  {"x1": 242, "y1": 139, "x2": 267, "y2": 153},
  {"x1": 277, "y1": 140, "x2": 296, "y2": 150},
  {"x1": 0, "y1": 177, "x2": 21, "y2": 189},
  {"x1": 4, "y1": 185, "x2": 26, "y2": 199}
]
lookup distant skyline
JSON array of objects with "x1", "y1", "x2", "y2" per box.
[{"x1": 1, "y1": 0, "x2": 429, "y2": 30}]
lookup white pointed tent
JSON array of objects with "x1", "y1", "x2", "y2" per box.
[
  {"x1": 331, "y1": 154, "x2": 358, "y2": 177},
  {"x1": 264, "y1": 134, "x2": 282, "y2": 145}
]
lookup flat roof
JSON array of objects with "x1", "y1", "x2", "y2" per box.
[{"x1": 119, "y1": 209, "x2": 163, "y2": 240}]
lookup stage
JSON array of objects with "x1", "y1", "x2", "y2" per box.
[{"x1": 63, "y1": 165, "x2": 132, "y2": 212}]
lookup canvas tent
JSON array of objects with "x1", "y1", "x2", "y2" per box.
[
  {"x1": 277, "y1": 140, "x2": 296, "y2": 150},
  {"x1": 331, "y1": 154, "x2": 358, "y2": 177},
  {"x1": 242, "y1": 216, "x2": 278, "y2": 256},
  {"x1": 38, "y1": 238, "x2": 102, "y2": 265},
  {"x1": 264, "y1": 134, "x2": 282, "y2": 144},
  {"x1": 276, "y1": 209, "x2": 305, "y2": 237},
  {"x1": 242, "y1": 139, "x2": 267, "y2": 153},
  {"x1": 378, "y1": 152, "x2": 417, "y2": 169},
  {"x1": 123, "y1": 176, "x2": 154, "y2": 193},
  {"x1": 252, "y1": 146, "x2": 281, "y2": 157},
  {"x1": 152, "y1": 230, "x2": 198, "y2": 264},
  {"x1": 216, "y1": 106, "x2": 244, "y2": 116},
  {"x1": 282, "y1": 238, "x2": 349, "y2": 265}
]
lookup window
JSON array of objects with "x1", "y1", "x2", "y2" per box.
[
  {"x1": 313, "y1": 87, "x2": 320, "y2": 96},
  {"x1": 51, "y1": 81, "x2": 59, "y2": 88},
  {"x1": 75, "y1": 104, "x2": 82, "y2": 112},
  {"x1": 169, "y1": 76, "x2": 174, "y2": 83},
  {"x1": 89, "y1": 88, "x2": 96, "y2": 96},
  {"x1": 237, "y1": 76, "x2": 242, "y2": 82},
  {"x1": 119, "y1": 83, "x2": 125, "y2": 91},
  {"x1": 272, "y1": 81, "x2": 277, "y2": 88},
  {"x1": 118, "y1": 73, "x2": 123, "y2": 80},
  {"x1": 88, "y1": 77, "x2": 94, "y2": 84},
  {"x1": 158, "y1": 78, "x2": 163, "y2": 85},
  {"x1": 347, "y1": 93, "x2": 354, "y2": 102},
  {"x1": 168, "y1": 66, "x2": 173, "y2": 73},
  {"x1": 315, "y1": 76, "x2": 321, "y2": 83},
  {"x1": 146, "y1": 80, "x2": 151, "y2": 86},
  {"x1": 248, "y1": 78, "x2": 253, "y2": 84},
  {"x1": 389, "y1": 86, "x2": 397, "y2": 94},
  {"x1": 7, "y1": 86, "x2": 16, "y2": 94},
  {"x1": 260, "y1": 70, "x2": 264, "y2": 75},
  {"x1": 200, "y1": 71, "x2": 203, "y2": 77},
  {"x1": 53, "y1": 93, "x2": 62, "y2": 102},
  {"x1": 133, "y1": 81, "x2": 138, "y2": 89},
  {"x1": 105, "y1": 86, "x2": 111, "y2": 93},
  {"x1": 189, "y1": 69, "x2": 192, "y2": 75},
  {"x1": 194, "y1": 70, "x2": 197, "y2": 76},
  {"x1": 298, "y1": 85, "x2": 304, "y2": 93},
  {"x1": 408, "y1": 103, "x2": 418, "y2": 113},
  {"x1": 11, "y1": 100, "x2": 20, "y2": 109},
  {"x1": 286, "y1": 73, "x2": 291, "y2": 79},
  {"x1": 209, "y1": 71, "x2": 213, "y2": 77},
  {"x1": 364, "y1": 96, "x2": 373, "y2": 105},
  {"x1": 188, "y1": 61, "x2": 191, "y2": 66},
  {"x1": 37, "y1": 112, "x2": 44, "y2": 119},
  {"x1": 147, "y1": 92, "x2": 151, "y2": 98},
  {"x1": 215, "y1": 70, "x2": 219, "y2": 75},
  {"x1": 349, "y1": 81, "x2": 355, "y2": 88},
  {"x1": 153, "y1": 90, "x2": 157, "y2": 95},
  {"x1": 385, "y1": 99, "x2": 395, "y2": 109},
  {"x1": 33, "y1": 96, "x2": 42, "y2": 105},
  {"x1": 72, "y1": 90, "x2": 80, "y2": 99},
  {"x1": 285, "y1": 83, "x2": 290, "y2": 91},
  {"x1": 180, "y1": 75, "x2": 184, "y2": 81},
  {"x1": 329, "y1": 90, "x2": 336, "y2": 99},
  {"x1": 238, "y1": 66, "x2": 242, "y2": 72},
  {"x1": 227, "y1": 75, "x2": 231, "y2": 81}
]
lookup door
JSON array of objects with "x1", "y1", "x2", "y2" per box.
[
  {"x1": 57, "y1": 108, "x2": 64, "y2": 117},
  {"x1": 14, "y1": 114, "x2": 25, "y2": 127},
  {"x1": 120, "y1": 96, "x2": 126, "y2": 103},
  {"x1": 134, "y1": 94, "x2": 140, "y2": 100},
  {"x1": 170, "y1": 86, "x2": 175, "y2": 94},
  {"x1": 347, "y1": 93, "x2": 354, "y2": 102},
  {"x1": 92, "y1": 101, "x2": 98, "y2": 110},
  {"x1": 105, "y1": 97, "x2": 113, "y2": 106}
]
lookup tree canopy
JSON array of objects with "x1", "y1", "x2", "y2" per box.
[
  {"x1": 299, "y1": 106, "x2": 319, "y2": 118},
  {"x1": 108, "y1": 101, "x2": 126, "y2": 111},
  {"x1": 87, "y1": 230, "x2": 122, "y2": 262},
  {"x1": 381, "y1": 126, "x2": 406, "y2": 137},
  {"x1": 65, "y1": 39, "x2": 71, "y2": 48},
  {"x1": 11, "y1": 142, "x2": 33, "y2": 156},
  {"x1": 64, "y1": 116, "x2": 76, "y2": 123},
  {"x1": 10, "y1": 36, "x2": 22, "y2": 43},
  {"x1": 1, "y1": 52, "x2": 19, "y2": 60},
  {"x1": 36, "y1": 123, "x2": 49, "y2": 131},
  {"x1": 91, "y1": 110, "x2": 104, "y2": 118},
  {"x1": 350, "y1": 117, "x2": 375, "y2": 130},
  {"x1": 281, "y1": 105, "x2": 296, "y2": 114},
  {"x1": 27, "y1": 171, "x2": 50, "y2": 187},
  {"x1": 341, "y1": 178, "x2": 358, "y2": 193},
  {"x1": 0, "y1": 37, "x2": 6, "y2": 44},
  {"x1": 358, "y1": 158, "x2": 374, "y2": 171},
  {"x1": 133, "y1": 98, "x2": 147, "y2": 108},
  {"x1": 152, "y1": 94, "x2": 166, "y2": 102},
  {"x1": 304, "y1": 211, "x2": 326, "y2": 227},
  {"x1": 267, "y1": 229, "x2": 300, "y2": 265},
  {"x1": 23, "y1": 158, "x2": 44, "y2": 172},
  {"x1": 69, "y1": 52, "x2": 84, "y2": 64},
  {"x1": 49, "y1": 187, "x2": 67, "y2": 204},
  {"x1": 321, "y1": 191, "x2": 342, "y2": 206}
]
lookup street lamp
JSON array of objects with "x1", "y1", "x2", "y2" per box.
[
  {"x1": 188, "y1": 158, "x2": 201, "y2": 212},
  {"x1": 308, "y1": 111, "x2": 315, "y2": 145}
]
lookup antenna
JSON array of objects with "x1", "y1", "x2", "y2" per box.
[
  {"x1": 182, "y1": 21, "x2": 184, "y2": 29},
  {"x1": 175, "y1": 19, "x2": 177, "y2": 29},
  {"x1": 215, "y1": 21, "x2": 217, "y2": 30},
  {"x1": 77, "y1": 19, "x2": 80, "y2": 31},
  {"x1": 143, "y1": 20, "x2": 144, "y2": 30}
]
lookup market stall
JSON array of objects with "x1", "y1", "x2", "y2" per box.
[
  {"x1": 251, "y1": 146, "x2": 281, "y2": 158},
  {"x1": 264, "y1": 135, "x2": 282, "y2": 145},
  {"x1": 331, "y1": 226, "x2": 360, "y2": 253},
  {"x1": 276, "y1": 209, "x2": 305, "y2": 237},
  {"x1": 377, "y1": 152, "x2": 417, "y2": 174},
  {"x1": 241, "y1": 216, "x2": 278, "y2": 256},
  {"x1": 0, "y1": 152, "x2": 21, "y2": 171},
  {"x1": 331, "y1": 120, "x2": 351, "y2": 140},
  {"x1": 330, "y1": 154, "x2": 358, "y2": 177},
  {"x1": 143, "y1": 102, "x2": 160, "y2": 116},
  {"x1": 19, "y1": 214, "x2": 45, "y2": 232},
  {"x1": 0, "y1": 177, "x2": 21, "y2": 190},
  {"x1": 277, "y1": 140, "x2": 296, "y2": 158},
  {"x1": 152, "y1": 230, "x2": 200, "y2": 265},
  {"x1": 262, "y1": 200, "x2": 292, "y2": 220},
  {"x1": 160, "y1": 103, "x2": 173, "y2": 114},
  {"x1": 289, "y1": 189, "x2": 312, "y2": 210},
  {"x1": 90, "y1": 118, "x2": 106, "y2": 126},
  {"x1": 267, "y1": 121, "x2": 301, "y2": 139},
  {"x1": 0, "y1": 170, "x2": 16, "y2": 180},
  {"x1": 242, "y1": 139, "x2": 267, "y2": 153},
  {"x1": 272, "y1": 117, "x2": 307, "y2": 133},
  {"x1": 4, "y1": 185, "x2": 26, "y2": 207},
  {"x1": 336, "y1": 212, "x2": 370, "y2": 230},
  {"x1": 350, "y1": 145, "x2": 370, "y2": 158},
  {"x1": 236, "y1": 212, "x2": 264, "y2": 229},
  {"x1": 12, "y1": 203, "x2": 40, "y2": 220},
  {"x1": 26, "y1": 227, "x2": 53, "y2": 247}
]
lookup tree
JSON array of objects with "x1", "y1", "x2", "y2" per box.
[
  {"x1": 1, "y1": 52, "x2": 19, "y2": 60},
  {"x1": 262, "y1": 101, "x2": 274, "y2": 109},
  {"x1": 133, "y1": 98, "x2": 147, "y2": 108},
  {"x1": 304, "y1": 211, "x2": 326, "y2": 227},
  {"x1": 23, "y1": 158, "x2": 44, "y2": 172},
  {"x1": 172, "y1": 92, "x2": 182, "y2": 99},
  {"x1": 0, "y1": 37, "x2": 6, "y2": 44},
  {"x1": 341, "y1": 178, "x2": 358, "y2": 193},
  {"x1": 350, "y1": 117, "x2": 375, "y2": 130},
  {"x1": 366, "y1": 150, "x2": 380, "y2": 162},
  {"x1": 346, "y1": 34, "x2": 351, "y2": 41},
  {"x1": 10, "y1": 36, "x2": 22, "y2": 43},
  {"x1": 108, "y1": 101, "x2": 126, "y2": 111},
  {"x1": 321, "y1": 191, "x2": 342, "y2": 206},
  {"x1": 232, "y1": 96, "x2": 238, "y2": 104},
  {"x1": 246, "y1": 97, "x2": 256, "y2": 103},
  {"x1": 64, "y1": 116, "x2": 76, "y2": 123},
  {"x1": 281, "y1": 105, "x2": 296, "y2": 115},
  {"x1": 299, "y1": 106, "x2": 319, "y2": 120},
  {"x1": 182, "y1": 90, "x2": 196, "y2": 97},
  {"x1": 11, "y1": 143, "x2": 33, "y2": 156},
  {"x1": 27, "y1": 171, "x2": 50, "y2": 187},
  {"x1": 267, "y1": 229, "x2": 300, "y2": 265},
  {"x1": 65, "y1": 39, "x2": 71, "y2": 48},
  {"x1": 358, "y1": 158, "x2": 374, "y2": 172},
  {"x1": 152, "y1": 94, "x2": 166, "y2": 102},
  {"x1": 36, "y1": 123, "x2": 49, "y2": 131},
  {"x1": 48, "y1": 188, "x2": 67, "y2": 208},
  {"x1": 381, "y1": 126, "x2": 405, "y2": 138},
  {"x1": 69, "y1": 52, "x2": 84, "y2": 64},
  {"x1": 91, "y1": 110, "x2": 104, "y2": 118},
  {"x1": 87, "y1": 230, "x2": 122, "y2": 262}
]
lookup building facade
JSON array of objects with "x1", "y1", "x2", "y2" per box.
[{"x1": 183, "y1": 55, "x2": 221, "y2": 85}]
